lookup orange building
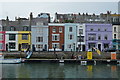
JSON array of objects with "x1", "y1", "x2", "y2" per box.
[{"x1": 48, "y1": 23, "x2": 64, "y2": 51}]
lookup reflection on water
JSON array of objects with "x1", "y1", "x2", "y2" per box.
[{"x1": 2, "y1": 63, "x2": 120, "y2": 78}]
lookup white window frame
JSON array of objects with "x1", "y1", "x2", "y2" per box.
[
  {"x1": 52, "y1": 34, "x2": 59, "y2": 41},
  {"x1": 68, "y1": 34, "x2": 73, "y2": 40},
  {"x1": 52, "y1": 43, "x2": 59, "y2": 49},
  {"x1": 69, "y1": 27, "x2": 72, "y2": 32},
  {"x1": 36, "y1": 44, "x2": 43, "y2": 49},
  {"x1": 104, "y1": 35, "x2": 108, "y2": 40},
  {"x1": 114, "y1": 27, "x2": 117, "y2": 32},
  {"x1": 79, "y1": 29, "x2": 83, "y2": 34},
  {"x1": 67, "y1": 44, "x2": 72, "y2": 49},
  {"x1": 114, "y1": 34, "x2": 116, "y2": 39},
  {"x1": 52, "y1": 27, "x2": 56, "y2": 33},
  {"x1": 98, "y1": 34, "x2": 101, "y2": 40},
  {"x1": 59, "y1": 27, "x2": 62, "y2": 33},
  {"x1": 36, "y1": 36, "x2": 43, "y2": 42}
]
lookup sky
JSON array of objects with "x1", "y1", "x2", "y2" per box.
[{"x1": 0, "y1": 0, "x2": 119, "y2": 21}]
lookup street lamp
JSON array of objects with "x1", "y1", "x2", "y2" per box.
[
  {"x1": 54, "y1": 46, "x2": 56, "y2": 54},
  {"x1": 79, "y1": 31, "x2": 81, "y2": 52},
  {"x1": 54, "y1": 46, "x2": 57, "y2": 59},
  {"x1": 73, "y1": 43, "x2": 75, "y2": 52}
]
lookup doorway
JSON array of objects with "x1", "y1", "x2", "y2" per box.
[
  {"x1": 98, "y1": 44, "x2": 101, "y2": 51},
  {"x1": 18, "y1": 44, "x2": 21, "y2": 51},
  {"x1": 6, "y1": 44, "x2": 8, "y2": 51},
  {"x1": 82, "y1": 45, "x2": 86, "y2": 51}
]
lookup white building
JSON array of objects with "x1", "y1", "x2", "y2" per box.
[
  {"x1": 31, "y1": 22, "x2": 48, "y2": 51},
  {"x1": 5, "y1": 31, "x2": 18, "y2": 51},
  {"x1": 64, "y1": 23, "x2": 78, "y2": 51},
  {"x1": 77, "y1": 24, "x2": 86, "y2": 51},
  {"x1": 112, "y1": 24, "x2": 120, "y2": 50}
]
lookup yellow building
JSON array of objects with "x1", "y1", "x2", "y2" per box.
[{"x1": 18, "y1": 31, "x2": 31, "y2": 51}]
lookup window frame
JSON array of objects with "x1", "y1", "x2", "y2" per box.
[
  {"x1": 9, "y1": 42, "x2": 16, "y2": 49},
  {"x1": 22, "y1": 34, "x2": 28, "y2": 40},
  {"x1": 52, "y1": 43, "x2": 59, "y2": 49},
  {"x1": 59, "y1": 27, "x2": 62, "y2": 33},
  {"x1": 52, "y1": 34, "x2": 59, "y2": 41},
  {"x1": 69, "y1": 27, "x2": 72, "y2": 32},
  {"x1": 9, "y1": 34, "x2": 16, "y2": 40},
  {"x1": 52, "y1": 27, "x2": 56, "y2": 33}
]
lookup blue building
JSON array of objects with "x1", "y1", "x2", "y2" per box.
[
  {"x1": 64, "y1": 23, "x2": 78, "y2": 51},
  {"x1": 31, "y1": 23, "x2": 48, "y2": 51}
]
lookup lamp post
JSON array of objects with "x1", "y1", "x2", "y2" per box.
[
  {"x1": 54, "y1": 46, "x2": 56, "y2": 54},
  {"x1": 73, "y1": 43, "x2": 75, "y2": 52},
  {"x1": 54, "y1": 46, "x2": 57, "y2": 59},
  {"x1": 79, "y1": 31, "x2": 81, "y2": 52}
]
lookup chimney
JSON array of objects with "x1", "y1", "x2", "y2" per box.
[
  {"x1": 30, "y1": 12, "x2": 33, "y2": 20},
  {"x1": 6, "y1": 16, "x2": 9, "y2": 21}
]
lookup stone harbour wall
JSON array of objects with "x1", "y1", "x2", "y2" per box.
[{"x1": 3, "y1": 51, "x2": 120, "y2": 59}]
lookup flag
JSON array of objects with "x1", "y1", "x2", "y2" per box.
[
  {"x1": 93, "y1": 47, "x2": 101, "y2": 55},
  {"x1": 96, "y1": 49, "x2": 101, "y2": 55}
]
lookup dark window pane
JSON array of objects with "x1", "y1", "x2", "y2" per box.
[
  {"x1": 9, "y1": 34, "x2": 16, "y2": 40},
  {"x1": 22, "y1": 34, "x2": 28, "y2": 40},
  {"x1": 9, "y1": 42, "x2": 15, "y2": 49}
]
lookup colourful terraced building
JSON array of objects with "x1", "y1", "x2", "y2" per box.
[
  {"x1": 0, "y1": 31, "x2": 5, "y2": 51},
  {"x1": 18, "y1": 31, "x2": 31, "y2": 51}
]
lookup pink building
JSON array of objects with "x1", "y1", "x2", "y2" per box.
[{"x1": 0, "y1": 31, "x2": 5, "y2": 51}]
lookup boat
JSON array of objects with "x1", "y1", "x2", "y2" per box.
[
  {"x1": 59, "y1": 59, "x2": 64, "y2": 63},
  {"x1": 26, "y1": 51, "x2": 33, "y2": 59},
  {"x1": 59, "y1": 57, "x2": 64, "y2": 63},
  {"x1": 0, "y1": 52, "x2": 22, "y2": 64},
  {"x1": 0, "y1": 58, "x2": 22, "y2": 64}
]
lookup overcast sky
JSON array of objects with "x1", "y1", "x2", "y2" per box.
[{"x1": 0, "y1": 1, "x2": 119, "y2": 20}]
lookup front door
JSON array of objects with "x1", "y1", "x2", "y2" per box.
[
  {"x1": 6, "y1": 44, "x2": 8, "y2": 51},
  {"x1": 19, "y1": 44, "x2": 21, "y2": 51},
  {"x1": 98, "y1": 44, "x2": 101, "y2": 51},
  {"x1": 44, "y1": 44, "x2": 47, "y2": 51},
  {"x1": 82, "y1": 45, "x2": 85, "y2": 51}
]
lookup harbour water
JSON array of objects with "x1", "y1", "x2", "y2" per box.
[{"x1": 1, "y1": 63, "x2": 120, "y2": 78}]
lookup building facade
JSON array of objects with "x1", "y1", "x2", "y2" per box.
[
  {"x1": 18, "y1": 31, "x2": 31, "y2": 51},
  {"x1": 0, "y1": 24, "x2": 5, "y2": 51},
  {"x1": 31, "y1": 23, "x2": 48, "y2": 51},
  {"x1": 48, "y1": 23, "x2": 64, "y2": 51},
  {"x1": 0, "y1": 31, "x2": 5, "y2": 51},
  {"x1": 85, "y1": 24, "x2": 112, "y2": 51},
  {"x1": 54, "y1": 11, "x2": 120, "y2": 23},
  {"x1": 77, "y1": 24, "x2": 86, "y2": 51},
  {"x1": 112, "y1": 23, "x2": 120, "y2": 50},
  {"x1": 5, "y1": 31, "x2": 18, "y2": 51},
  {"x1": 64, "y1": 23, "x2": 77, "y2": 51}
]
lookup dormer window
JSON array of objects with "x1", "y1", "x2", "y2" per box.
[
  {"x1": 10, "y1": 26, "x2": 16, "y2": 31},
  {"x1": 23, "y1": 26, "x2": 28, "y2": 31}
]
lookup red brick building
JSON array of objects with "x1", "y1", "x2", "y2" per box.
[{"x1": 48, "y1": 23, "x2": 64, "y2": 51}]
